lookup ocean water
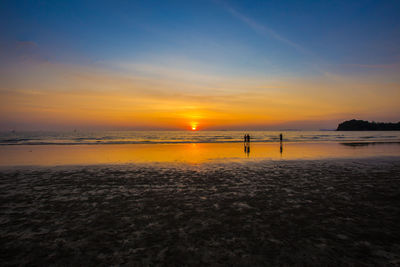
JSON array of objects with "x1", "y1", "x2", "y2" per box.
[{"x1": 1, "y1": 130, "x2": 400, "y2": 145}]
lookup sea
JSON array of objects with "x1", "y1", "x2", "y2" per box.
[{"x1": 1, "y1": 130, "x2": 400, "y2": 145}]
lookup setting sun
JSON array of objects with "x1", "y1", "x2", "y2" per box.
[{"x1": 192, "y1": 127, "x2": 197, "y2": 131}]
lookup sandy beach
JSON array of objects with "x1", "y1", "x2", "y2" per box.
[{"x1": 1, "y1": 157, "x2": 400, "y2": 266}]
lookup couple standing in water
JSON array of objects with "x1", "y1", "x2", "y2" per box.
[{"x1": 243, "y1": 133, "x2": 284, "y2": 156}]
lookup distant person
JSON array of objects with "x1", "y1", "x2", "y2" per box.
[
  {"x1": 280, "y1": 133, "x2": 283, "y2": 142},
  {"x1": 244, "y1": 134, "x2": 250, "y2": 157},
  {"x1": 244, "y1": 134, "x2": 250, "y2": 143}
]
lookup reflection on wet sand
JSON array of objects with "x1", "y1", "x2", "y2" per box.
[
  {"x1": 244, "y1": 143, "x2": 250, "y2": 157},
  {"x1": 1, "y1": 142, "x2": 400, "y2": 166},
  {"x1": 244, "y1": 142, "x2": 282, "y2": 158},
  {"x1": 340, "y1": 142, "x2": 400, "y2": 147}
]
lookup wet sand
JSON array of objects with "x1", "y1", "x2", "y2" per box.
[
  {"x1": 1, "y1": 157, "x2": 400, "y2": 266},
  {"x1": 1, "y1": 142, "x2": 400, "y2": 166}
]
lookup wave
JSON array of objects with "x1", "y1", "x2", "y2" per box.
[
  {"x1": 1, "y1": 131, "x2": 400, "y2": 145},
  {"x1": 2, "y1": 140, "x2": 400, "y2": 145}
]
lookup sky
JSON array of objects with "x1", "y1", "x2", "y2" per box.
[{"x1": 0, "y1": 0, "x2": 399, "y2": 130}]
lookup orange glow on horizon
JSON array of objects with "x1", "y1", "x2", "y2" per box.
[{"x1": 1, "y1": 58, "x2": 399, "y2": 131}]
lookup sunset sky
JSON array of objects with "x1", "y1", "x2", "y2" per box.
[{"x1": 1, "y1": 0, "x2": 399, "y2": 130}]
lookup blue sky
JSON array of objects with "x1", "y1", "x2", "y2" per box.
[
  {"x1": 2, "y1": 0, "x2": 399, "y2": 74},
  {"x1": 0, "y1": 0, "x2": 399, "y2": 130}
]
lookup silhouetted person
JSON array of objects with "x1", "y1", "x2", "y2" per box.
[
  {"x1": 279, "y1": 133, "x2": 283, "y2": 142},
  {"x1": 244, "y1": 134, "x2": 251, "y2": 143},
  {"x1": 244, "y1": 133, "x2": 250, "y2": 157}
]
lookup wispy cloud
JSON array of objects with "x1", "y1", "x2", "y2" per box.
[
  {"x1": 344, "y1": 63, "x2": 399, "y2": 69},
  {"x1": 16, "y1": 41, "x2": 38, "y2": 48},
  {"x1": 221, "y1": 2, "x2": 308, "y2": 54}
]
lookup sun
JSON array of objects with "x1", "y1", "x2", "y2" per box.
[{"x1": 190, "y1": 122, "x2": 198, "y2": 131}]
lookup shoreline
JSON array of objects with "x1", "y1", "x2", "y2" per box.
[
  {"x1": 1, "y1": 140, "x2": 400, "y2": 146},
  {"x1": 0, "y1": 138, "x2": 400, "y2": 146},
  {"x1": 1, "y1": 141, "x2": 400, "y2": 166},
  {"x1": 2, "y1": 130, "x2": 400, "y2": 146}
]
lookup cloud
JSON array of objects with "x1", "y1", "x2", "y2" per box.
[
  {"x1": 0, "y1": 40, "x2": 41, "y2": 64},
  {"x1": 16, "y1": 41, "x2": 38, "y2": 48},
  {"x1": 221, "y1": 2, "x2": 308, "y2": 54},
  {"x1": 343, "y1": 63, "x2": 399, "y2": 69}
]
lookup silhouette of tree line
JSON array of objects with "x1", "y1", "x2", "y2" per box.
[{"x1": 337, "y1": 119, "x2": 400, "y2": 131}]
